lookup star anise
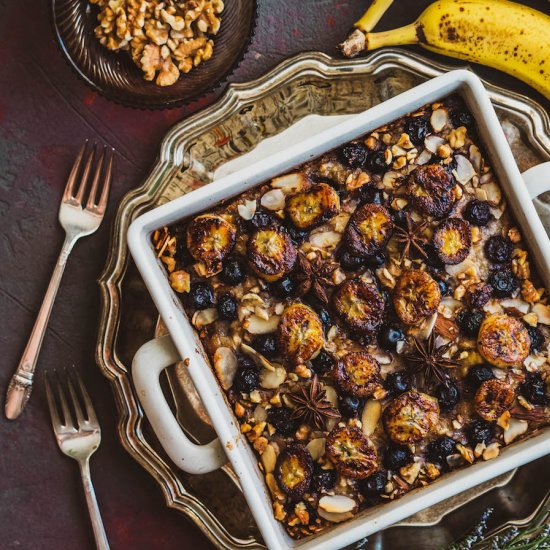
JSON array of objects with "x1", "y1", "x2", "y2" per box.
[
  {"x1": 405, "y1": 333, "x2": 460, "y2": 387},
  {"x1": 294, "y1": 252, "x2": 337, "y2": 304},
  {"x1": 394, "y1": 212, "x2": 429, "y2": 260},
  {"x1": 289, "y1": 375, "x2": 341, "y2": 430}
]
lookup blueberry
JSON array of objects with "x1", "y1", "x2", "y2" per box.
[
  {"x1": 466, "y1": 419, "x2": 494, "y2": 445},
  {"x1": 358, "y1": 185, "x2": 386, "y2": 205},
  {"x1": 233, "y1": 367, "x2": 259, "y2": 393},
  {"x1": 313, "y1": 464, "x2": 337, "y2": 492},
  {"x1": 383, "y1": 445, "x2": 413, "y2": 470},
  {"x1": 467, "y1": 365, "x2": 495, "y2": 389},
  {"x1": 378, "y1": 326, "x2": 405, "y2": 352},
  {"x1": 456, "y1": 310, "x2": 484, "y2": 337},
  {"x1": 339, "y1": 142, "x2": 368, "y2": 168},
  {"x1": 311, "y1": 349, "x2": 335, "y2": 374},
  {"x1": 238, "y1": 355, "x2": 256, "y2": 371},
  {"x1": 463, "y1": 200, "x2": 491, "y2": 226},
  {"x1": 485, "y1": 235, "x2": 514, "y2": 264},
  {"x1": 270, "y1": 277, "x2": 297, "y2": 298},
  {"x1": 217, "y1": 293, "x2": 238, "y2": 320},
  {"x1": 520, "y1": 373, "x2": 549, "y2": 405},
  {"x1": 339, "y1": 395, "x2": 363, "y2": 418},
  {"x1": 384, "y1": 371, "x2": 410, "y2": 395},
  {"x1": 488, "y1": 269, "x2": 518, "y2": 297},
  {"x1": 438, "y1": 279, "x2": 451, "y2": 296},
  {"x1": 174, "y1": 240, "x2": 193, "y2": 264},
  {"x1": 427, "y1": 437, "x2": 457, "y2": 467},
  {"x1": 451, "y1": 109, "x2": 474, "y2": 130},
  {"x1": 253, "y1": 334, "x2": 278, "y2": 358},
  {"x1": 221, "y1": 256, "x2": 246, "y2": 285},
  {"x1": 248, "y1": 209, "x2": 279, "y2": 230},
  {"x1": 435, "y1": 380, "x2": 461, "y2": 411},
  {"x1": 359, "y1": 470, "x2": 387, "y2": 496},
  {"x1": 338, "y1": 248, "x2": 367, "y2": 271},
  {"x1": 392, "y1": 208, "x2": 409, "y2": 229},
  {"x1": 267, "y1": 407, "x2": 297, "y2": 437},
  {"x1": 317, "y1": 308, "x2": 332, "y2": 330},
  {"x1": 366, "y1": 252, "x2": 386, "y2": 269},
  {"x1": 404, "y1": 116, "x2": 430, "y2": 145},
  {"x1": 365, "y1": 151, "x2": 388, "y2": 174},
  {"x1": 423, "y1": 244, "x2": 445, "y2": 269},
  {"x1": 287, "y1": 225, "x2": 309, "y2": 245},
  {"x1": 526, "y1": 325, "x2": 544, "y2": 353},
  {"x1": 189, "y1": 283, "x2": 215, "y2": 310}
]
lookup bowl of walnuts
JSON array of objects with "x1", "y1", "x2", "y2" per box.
[{"x1": 52, "y1": 0, "x2": 257, "y2": 109}]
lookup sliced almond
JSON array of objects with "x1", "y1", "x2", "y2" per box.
[
  {"x1": 308, "y1": 230, "x2": 342, "y2": 249},
  {"x1": 434, "y1": 314, "x2": 459, "y2": 340},
  {"x1": 481, "y1": 181, "x2": 502, "y2": 206},
  {"x1": 241, "y1": 343, "x2": 276, "y2": 371},
  {"x1": 361, "y1": 399, "x2": 381, "y2": 436},
  {"x1": 213, "y1": 347, "x2": 238, "y2": 390},
  {"x1": 500, "y1": 298, "x2": 530, "y2": 314},
  {"x1": 318, "y1": 495, "x2": 356, "y2": 514},
  {"x1": 415, "y1": 149, "x2": 432, "y2": 165},
  {"x1": 271, "y1": 172, "x2": 309, "y2": 193},
  {"x1": 244, "y1": 314, "x2": 280, "y2": 334},
  {"x1": 399, "y1": 461, "x2": 421, "y2": 484},
  {"x1": 253, "y1": 404, "x2": 267, "y2": 422},
  {"x1": 192, "y1": 308, "x2": 218, "y2": 329},
  {"x1": 453, "y1": 155, "x2": 476, "y2": 184},
  {"x1": 424, "y1": 134, "x2": 446, "y2": 153},
  {"x1": 482, "y1": 442, "x2": 500, "y2": 461},
  {"x1": 260, "y1": 366, "x2": 287, "y2": 389},
  {"x1": 322, "y1": 385, "x2": 339, "y2": 408},
  {"x1": 430, "y1": 108, "x2": 448, "y2": 132},
  {"x1": 306, "y1": 438, "x2": 326, "y2": 460},
  {"x1": 261, "y1": 443, "x2": 277, "y2": 473},
  {"x1": 261, "y1": 189, "x2": 285, "y2": 211},
  {"x1": 504, "y1": 418, "x2": 528, "y2": 445},
  {"x1": 237, "y1": 199, "x2": 257, "y2": 221},
  {"x1": 456, "y1": 444, "x2": 474, "y2": 464}
]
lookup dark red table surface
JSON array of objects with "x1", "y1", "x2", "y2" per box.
[{"x1": 1, "y1": 1, "x2": 549, "y2": 549}]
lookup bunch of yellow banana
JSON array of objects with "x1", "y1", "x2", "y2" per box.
[{"x1": 339, "y1": 0, "x2": 550, "y2": 99}]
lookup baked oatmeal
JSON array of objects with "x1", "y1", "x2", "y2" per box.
[{"x1": 153, "y1": 95, "x2": 550, "y2": 538}]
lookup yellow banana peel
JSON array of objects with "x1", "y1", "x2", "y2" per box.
[{"x1": 340, "y1": 0, "x2": 550, "y2": 99}]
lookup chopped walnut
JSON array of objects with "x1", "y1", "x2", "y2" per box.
[{"x1": 91, "y1": 0, "x2": 224, "y2": 86}]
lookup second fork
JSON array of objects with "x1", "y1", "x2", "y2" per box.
[{"x1": 5, "y1": 142, "x2": 114, "y2": 420}]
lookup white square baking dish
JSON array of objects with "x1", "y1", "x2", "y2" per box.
[{"x1": 128, "y1": 70, "x2": 550, "y2": 550}]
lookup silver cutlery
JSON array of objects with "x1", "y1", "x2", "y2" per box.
[
  {"x1": 5, "y1": 142, "x2": 114, "y2": 420},
  {"x1": 45, "y1": 367, "x2": 109, "y2": 550}
]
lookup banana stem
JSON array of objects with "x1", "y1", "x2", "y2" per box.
[
  {"x1": 365, "y1": 23, "x2": 419, "y2": 50},
  {"x1": 355, "y1": 0, "x2": 395, "y2": 32}
]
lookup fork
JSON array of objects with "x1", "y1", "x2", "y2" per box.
[
  {"x1": 45, "y1": 368, "x2": 109, "y2": 550},
  {"x1": 5, "y1": 142, "x2": 114, "y2": 420}
]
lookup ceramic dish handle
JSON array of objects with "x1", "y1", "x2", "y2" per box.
[
  {"x1": 522, "y1": 161, "x2": 550, "y2": 198},
  {"x1": 132, "y1": 335, "x2": 227, "y2": 474}
]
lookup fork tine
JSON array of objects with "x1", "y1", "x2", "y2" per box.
[
  {"x1": 62, "y1": 141, "x2": 88, "y2": 202},
  {"x1": 53, "y1": 371, "x2": 75, "y2": 428},
  {"x1": 95, "y1": 148, "x2": 114, "y2": 216},
  {"x1": 73, "y1": 368, "x2": 99, "y2": 426},
  {"x1": 74, "y1": 143, "x2": 96, "y2": 206},
  {"x1": 66, "y1": 368, "x2": 86, "y2": 428},
  {"x1": 85, "y1": 147, "x2": 106, "y2": 210},
  {"x1": 44, "y1": 372, "x2": 63, "y2": 430}
]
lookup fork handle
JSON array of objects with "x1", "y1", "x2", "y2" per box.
[
  {"x1": 5, "y1": 235, "x2": 76, "y2": 420},
  {"x1": 79, "y1": 459, "x2": 110, "y2": 550}
]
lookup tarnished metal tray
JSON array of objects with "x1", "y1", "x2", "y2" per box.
[{"x1": 96, "y1": 50, "x2": 550, "y2": 549}]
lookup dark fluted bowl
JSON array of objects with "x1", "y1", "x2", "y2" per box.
[{"x1": 51, "y1": 0, "x2": 257, "y2": 109}]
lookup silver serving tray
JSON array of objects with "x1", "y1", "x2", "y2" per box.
[{"x1": 96, "y1": 50, "x2": 550, "y2": 549}]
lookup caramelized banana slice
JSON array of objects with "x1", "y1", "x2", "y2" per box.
[
  {"x1": 275, "y1": 443, "x2": 313, "y2": 498},
  {"x1": 247, "y1": 226, "x2": 297, "y2": 282},
  {"x1": 344, "y1": 203, "x2": 393, "y2": 257},
  {"x1": 393, "y1": 269, "x2": 441, "y2": 326},
  {"x1": 383, "y1": 390, "x2": 440, "y2": 444},
  {"x1": 186, "y1": 214, "x2": 236, "y2": 276},
  {"x1": 277, "y1": 303, "x2": 324, "y2": 364},
  {"x1": 407, "y1": 164, "x2": 456, "y2": 218},
  {"x1": 477, "y1": 314, "x2": 530, "y2": 368},
  {"x1": 325, "y1": 425, "x2": 378, "y2": 479},
  {"x1": 332, "y1": 278, "x2": 386, "y2": 335},
  {"x1": 474, "y1": 379, "x2": 515, "y2": 422},
  {"x1": 285, "y1": 183, "x2": 340, "y2": 230},
  {"x1": 433, "y1": 218, "x2": 472, "y2": 264},
  {"x1": 333, "y1": 352, "x2": 381, "y2": 397}
]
